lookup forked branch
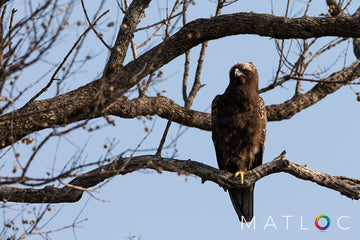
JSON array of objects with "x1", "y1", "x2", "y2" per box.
[{"x1": 1, "y1": 152, "x2": 359, "y2": 203}]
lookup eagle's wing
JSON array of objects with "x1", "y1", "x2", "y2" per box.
[
  {"x1": 211, "y1": 95, "x2": 225, "y2": 170},
  {"x1": 253, "y1": 96, "x2": 267, "y2": 168}
]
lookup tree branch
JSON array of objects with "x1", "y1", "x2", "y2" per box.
[
  {"x1": 1, "y1": 153, "x2": 359, "y2": 203},
  {"x1": 111, "y1": 12, "x2": 360, "y2": 89},
  {"x1": 104, "y1": 0, "x2": 151, "y2": 75},
  {"x1": 2, "y1": 60, "x2": 360, "y2": 148},
  {"x1": 266, "y1": 61, "x2": 360, "y2": 121},
  {"x1": 0, "y1": 0, "x2": 10, "y2": 8},
  {"x1": 2, "y1": 13, "x2": 360, "y2": 148}
]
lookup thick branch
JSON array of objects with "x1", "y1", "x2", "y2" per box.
[
  {"x1": 108, "y1": 96, "x2": 210, "y2": 130},
  {"x1": 1, "y1": 154, "x2": 359, "y2": 203},
  {"x1": 185, "y1": 12, "x2": 360, "y2": 39},
  {"x1": 2, "y1": 60, "x2": 359, "y2": 148},
  {"x1": 113, "y1": 13, "x2": 360, "y2": 89},
  {"x1": 2, "y1": 14, "x2": 360, "y2": 148}
]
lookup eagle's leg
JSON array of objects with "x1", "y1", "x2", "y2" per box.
[{"x1": 234, "y1": 171, "x2": 252, "y2": 184}]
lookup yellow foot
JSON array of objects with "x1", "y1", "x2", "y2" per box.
[{"x1": 234, "y1": 170, "x2": 252, "y2": 184}]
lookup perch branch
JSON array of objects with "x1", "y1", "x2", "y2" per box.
[{"x1": 0, "y1": 153, "x2": 359, "y2": 203}]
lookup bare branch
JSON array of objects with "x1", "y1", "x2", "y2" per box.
[
  {"x1": 0, "y1": 0, "x2": 10, "y2": 8},
  {"x1": 106, "y1": 12, "x2": 360, "y2": 90},
  {"x1": 267, "y1": 61, "x2": 360, "y2": 121},
  {"x1": 183, "y1": 0, "x2": 223, "y2": 109},
  {"x1": 2, "y1": 59, "x2": 360, "y2": 149},
  {"x1": 1, "y1": 153, "x2": 359, "y2": 203},
  {"x1": 184, "y1": 41, "x2": 206, "y2": 108},
  {"x1": 25, "y1": 9, "x2": 109, "y2": 105},
  {"x1": 155, "y1": 114, "x2": 173, "y2": 156},
  {"x1": 1, "y1": 13, "x2": 360, "y2": 148},
  {"x1": 104, "y1": 0, "x2": 151, "y2": 75},
  {"x1": 182, "y1": 0, "x2": 190, "y2": 104},
  {"x1": 80, "y1": 0, "x2": 111, "y2": 50}
]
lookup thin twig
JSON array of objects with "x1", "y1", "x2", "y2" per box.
[
  {"x1": 80, "y1": 0, "x2": 111, "y2": 50},
  {"x1": 183, "y1": 0, "x2": 224, "y2": 108},
  {"x1": 135, "y1": 11, "x2": 182, "y2": 32},
  {"x1": 184, "y1": 41, "x2": 207, "y2": 108},
  {"x1": 182, "y1": 0, "x2": 190, "y2": 103},
  {"x1": 25, "y1": 9, "x2": 109, "y2": 105},
  {"x1": 155, "y1": 114, "x2": 173, "y2": 156}
]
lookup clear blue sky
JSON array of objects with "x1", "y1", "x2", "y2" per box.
[{"x1": 2, "y1": 0, "x2": 360, "y2": 239}]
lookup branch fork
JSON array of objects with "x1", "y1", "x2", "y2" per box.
[{"x1": 1, "y1": 152, "x2": 359, "y2": 203}]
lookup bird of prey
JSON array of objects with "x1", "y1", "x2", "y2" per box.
[{"x1": 211, "y1": 62, "x2": 267, "y2": 222}]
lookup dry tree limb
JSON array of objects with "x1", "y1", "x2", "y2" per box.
[{"x1": 0, "y1": 152, "x2": 359, "y2": 203}]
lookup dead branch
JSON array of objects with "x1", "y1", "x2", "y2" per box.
[{"x1": 1, "y1": 153, "x2": 358, "y2": 203}]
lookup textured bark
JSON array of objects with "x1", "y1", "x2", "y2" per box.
[
  {"x1": 1, "y1": 13, "x2": 360, "y2": 148},
  {"x1": 104, "y1": 0, "x2": 151, "y2": 75},
  {"x1": 0, "y1": 186, "x2": 82, "y2": 203},
  {"x1": 1, "y1": 154, "x2": 359, "y2": 203},
  {"x1": 113, "y1": 13, "x2": 360, "y2": 90},
  {"x1": 0, "y1": 81, "x2": 102, "y2": 148},
  {"x1": 1, "y1": 61, "x2": 359, "y2": 148},
  {"x1": 183, "y1": 13, "x2": 360, "y2": 39}
]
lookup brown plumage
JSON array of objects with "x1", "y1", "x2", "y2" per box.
[{"x1": 211, "y1": 62, "x2": 267, "y2": 222}]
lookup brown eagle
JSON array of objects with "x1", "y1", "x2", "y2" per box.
[{"x1": 211, "y1": 62, "x2": 267, "y2": 222}]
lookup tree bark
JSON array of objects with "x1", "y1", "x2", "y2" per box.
[
  {"x1": 1, "y1": 13, "x2": 360, "y2": 148},
  {"x1": 1, "y1": 153, "x2": 359, "y2": 203},
  {"x1": 1, "y1": 61, "x2": 359, "y2": 148}
]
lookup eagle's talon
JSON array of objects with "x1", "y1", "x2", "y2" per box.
[{"x1": 234, "y1": 170, "x2": 252, "y2": 184}]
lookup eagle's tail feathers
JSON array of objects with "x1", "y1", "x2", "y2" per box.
[{"x1": 228, "y1": 187, "x2": 254, "y2": 223}]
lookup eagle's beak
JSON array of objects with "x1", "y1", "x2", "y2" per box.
[{"x1": 235, "y1": 68, "x2": 245, "y2": 78}]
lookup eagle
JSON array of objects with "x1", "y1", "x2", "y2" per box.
[{"x1": 211, "y1": 62, "x2": 267, "y2": 222}]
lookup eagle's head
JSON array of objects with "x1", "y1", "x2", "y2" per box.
[{"x1": 229, "y1": 62, "x2": 258, "y2": 88}]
